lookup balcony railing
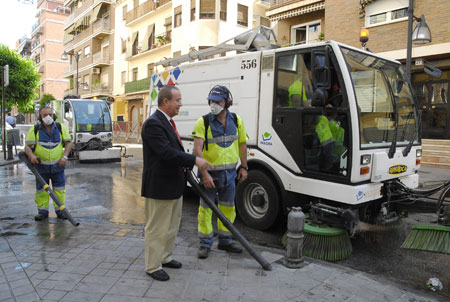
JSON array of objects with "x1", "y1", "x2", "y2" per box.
[
  {"x1": 93, "y1": 18, "x2": 111, "y2": 36},
  {"x1": 91, "y1": 85, "x2": 111, "y2": 94},
  {"x1": 156, "y1": 31, "x2": 171, "y2": 46},
  {"x1": 125, "y1": 77, "x2": 151, "y2": 94},
  {"x1": 93, "y1": 52, "x2": 110, "y2": 65},
  {"x1": 126, "y1": 0, "x2": 171, "y2": 25}
]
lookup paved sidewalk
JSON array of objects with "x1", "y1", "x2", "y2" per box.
[{"x1": 0, "y1": 217, "x2": 446, "y2": 302}]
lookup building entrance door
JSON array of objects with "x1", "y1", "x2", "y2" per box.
[{"x1": 415, "y1": 81, "x2": 450, "y2": 139}]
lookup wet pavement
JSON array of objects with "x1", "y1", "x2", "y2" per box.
[{"x1": 0, "y1": 145, "x2": 449, "y2": 301}]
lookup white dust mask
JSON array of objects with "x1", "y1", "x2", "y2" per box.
[
  {"x1": 210, "y1": 102, "x2": 224, "y2": 115},
  {"x1": 42, "y1": 115, "x2": 54, "y2": 125}
]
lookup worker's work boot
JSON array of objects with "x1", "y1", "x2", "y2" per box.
[
  {"x1": 197, "y1": 246, "x2": 210, "y2": 259},
  {"x1": 34, "y1": 210, "x2": 49, "y2": 221},
  {"x1": 218, "y1": 242, "x2": 243, "y2": 253},
  {"x1": 55, "y1": 210, "x2": 67, "y2": 220}
]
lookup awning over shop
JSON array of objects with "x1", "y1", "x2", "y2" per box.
[
  {"x1": 267, "y1": 1, "x2": 325, "y2": 21},
  {"x1": 142, "y1": 24, "x2": 155, "y2": 49},
  {"x1": 68, "y1": 24, "x2": 77, "y2": 35},
  {"x1": 91, "y1": 3, "x2": 103, "y2": 24}
]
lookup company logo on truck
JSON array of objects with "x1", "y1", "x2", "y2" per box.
[
  {"x1": 389, "y1": 164, "x2": 407, "y2": 175},
  {"x1": 260, "y1": 132, "x2": 272, "y2": 146}
]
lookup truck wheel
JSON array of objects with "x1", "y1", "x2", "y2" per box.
[{"x1": 236, "y1": 170, "x2": 280, "y2": 230}]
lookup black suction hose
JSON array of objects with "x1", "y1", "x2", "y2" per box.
[
  {"x1": 186, "y1": 170, "x2": 272, "y2": 271},
  {"x1": 19, "y1": 152, "x2": 80, "y2": 226}
]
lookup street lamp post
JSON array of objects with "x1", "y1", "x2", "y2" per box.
[
  {"x1": 61, "y1": 51, "x2": 81, "y2": 96},
  {"x1": 405, "y1": 0, "x2": 432, "y2": 82}
]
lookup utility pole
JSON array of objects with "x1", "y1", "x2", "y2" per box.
[{"x1": 2, "y1": 65, "x2": 9, "y2": 160}]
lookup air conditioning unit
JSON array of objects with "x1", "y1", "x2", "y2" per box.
[{"x1": 92, "y1": 68, "x2": 101, "y2": 74}]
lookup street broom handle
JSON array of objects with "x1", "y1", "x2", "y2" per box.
[
  {"x1": 19, "y1": 152, "x2": 80, "y2": 227},
  {"x1": 186, "y1": 170, "x2": 272, "y2": 271}
]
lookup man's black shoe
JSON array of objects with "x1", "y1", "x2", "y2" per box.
[
  {"x1": 162, "y1": 260, "x2": 182, "y2": 269},
  {"x1": 55, "y1": 210, "x2": 67, "y2": 220},
  {"x1": 147, "y1": 269, "x2": 170, "y2": 281},
  {"x1": 34, "y1": 213, "x2": 48, "y2": 221},
  {"x1": 218, "y1": 242, "x2": 243, "y2": 253},
  {"x1": 198, "y1": 246, "x2": 210, "y2": 259}
]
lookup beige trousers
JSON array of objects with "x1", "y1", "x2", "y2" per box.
[{"x1": 144, "y1": 196, "x2": 183, "y2": 274}]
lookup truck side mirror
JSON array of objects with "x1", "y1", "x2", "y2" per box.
[{"x1": 312, "y1": 47, "x2": 331, "y2": 90}]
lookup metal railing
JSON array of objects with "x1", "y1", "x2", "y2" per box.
[
  {"x1": 93, "y1": 18, "x2": 111, "y2": 35},
  {"x1": 93, "y1": 52, "x2": 110, "y2": 65},
  {"x1": 113, "y1": 121, "x2": 142, "y2": 143},
  {"x1": 126, "y1": 0, "x2": 171, "y2": 25}
]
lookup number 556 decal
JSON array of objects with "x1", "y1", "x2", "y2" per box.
[{"x1": 241, "y1": 59, "x2": 257, "y2": 69}]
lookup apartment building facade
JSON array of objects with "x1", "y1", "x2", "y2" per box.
[
  {"x1": 31, "y1": 0, "x2": 70, "y2": 100},
  {"x1": 112, "y1": 0, "x2": 270, "y2": 125},
  {"x1": 63, "y1": 0, "x2": 115, "y2": 100},
  {"x1": 325, "y1": 0, "x2": 450, "y2": 141}
]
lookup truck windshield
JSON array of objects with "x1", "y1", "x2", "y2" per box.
[
  {"x1": 72, "y1": 101, "x2": 112, "y2": 133},
  {"x1": 341, "y1": 47, "x2": 418, "y2": 149}
]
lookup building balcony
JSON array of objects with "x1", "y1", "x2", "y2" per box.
[
  {"x1": 65, "y1": 13, "x2": 75, "y2": 27},
  {"x1": 63, "y1": 66, "x2": 75, "y2": 77},
  {"x1": 92, "y1": 52, "x2": 110, "y2": 67},
  {"x1": 93, "y1": 0, "x2": 111, "y2": 5},
  {"x1": 125, "y1": 78, "x2": 151, "y2": 94},
  {"x1": 93, "y1": 18, "x2": 111, "y2": 38},
  {"x1": 126, "y1": 0, "x2": 171, "y2": 25}
]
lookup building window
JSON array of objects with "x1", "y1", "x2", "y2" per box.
[
  {"x1": 132, "y1": 68, "x2": 138, "y2": 81},
  {"x1": 200, "y1": 0, "x2": 215, "y2": 19},
  {"x1": 77, "y1": 0, "x2": 82, "y2": 9},
  {"x1": 77, "y1": 50, "x2": 82, "y2": 59},
  {"x1": 122, "y1": 5, "x2": 127, "y2": 21},
  {"x1": 237, "y1": 4, "x2": 248, "y2": 27},
  {"x1": 121, "y1": 71, "x2": 126, "y2": 86},
  {"x1": 84, "y1": 45, "x2": 90, "y2": 58},
  {"x1": 147, "y1": 63, "x2": 154, "y2": 78},
  {"x1": 174, "y1": 6, "x2": 182, "y2": 28},
  {"x1": 191, "y1": 0, "x2": 196, "y2": 21},
  {"x1": 291, "y1": 22, "x2": 321, "y2": 44},
  {"x1": 117, "y1": 115, "x2": 124, "y2": 122},
  {"x1": 41, "y1": 83, "x2": 45, "y2": 93},
  {"x1": 220, "y1": 0, "x2": 227, "y2": 21},
  {"x1": 365, "y1": 0, "x2": 408, "y2": 26},
  {"x1": 165, "y1": 17, "x2": 172, "y2": 43},
  {"x1": 41, "y1": 45, "x2": 45, "y2": 54}
]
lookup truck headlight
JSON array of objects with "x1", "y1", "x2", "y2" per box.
[
  {"x1": 416, "y1": 149, "x2": 422, "y2": 157},
  {"x1": 361, "y1": 154, "x2": 371, "y2": 165},
  {"x1": 107, "y1": 133, "x2": 112, "y2": 138}
]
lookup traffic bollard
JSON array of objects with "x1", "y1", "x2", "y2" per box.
[{"x1": 283, "y1": 207, "x2": 305, "y2": 268}]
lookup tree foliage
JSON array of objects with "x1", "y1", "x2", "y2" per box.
[
  {"x1": 40, "y1": 93, "x2": 55, "y2": 109},
  {"x1": 0, "y1": 44, "x2": 40, "y2": 113}
]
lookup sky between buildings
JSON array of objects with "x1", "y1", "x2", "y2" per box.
[{"x1": 0, "y1": 0, "x2": 38, "y2": 49}]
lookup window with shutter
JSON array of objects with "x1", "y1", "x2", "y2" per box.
[{"x1": 200, "y1": 0, "x2": 215, "y2": 19}]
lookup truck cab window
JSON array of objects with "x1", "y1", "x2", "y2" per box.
[{"x1": 275, "y1": 53, "x2": 313, "y2": 108}]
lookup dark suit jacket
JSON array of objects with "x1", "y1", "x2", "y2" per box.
[{"x1": 141, "y1": 110, "x2": 195, "y2": 199}]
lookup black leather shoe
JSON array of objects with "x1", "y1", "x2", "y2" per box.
[
  {"x1": 34, "y1": 213, "x2": 48, "y2": 221},
  {"x1": 218, "y1": 242, "x2": 243, "y2": 253},
  {"x1": 147, "y1": 269, "x2": 169, "y2": 281},
  {"x1": 162, "y1": 260, "x2": 182, "y2": 269},
  {"x1": 197, "y1": 246, "x2": 210, "y2": 259}
]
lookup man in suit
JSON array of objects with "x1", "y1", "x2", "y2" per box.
[{"x1": 141, "y1": 85, "x2": 211, "y2": 281}]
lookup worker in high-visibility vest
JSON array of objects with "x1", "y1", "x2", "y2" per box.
[
  {"x1": 192, "y1": 85, "x2": 248, "y2": 260},
  {"x1": 25, "y1": 107, "x2": 72, "y2": 221},
  {"x1": 315, "y1": 104, "x2": 344, "y2": 171}
]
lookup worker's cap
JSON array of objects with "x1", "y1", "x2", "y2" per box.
[{"x1": 207, "y1": 85, "x2": 230, "y2": 102}]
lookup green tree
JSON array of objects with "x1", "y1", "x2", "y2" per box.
[
  {"x1": 39, "y1": 93, "x2": 55, "y2": 109},
  {"x1": 0, "y1": 44, "x2": 40, "y2": 113}
]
